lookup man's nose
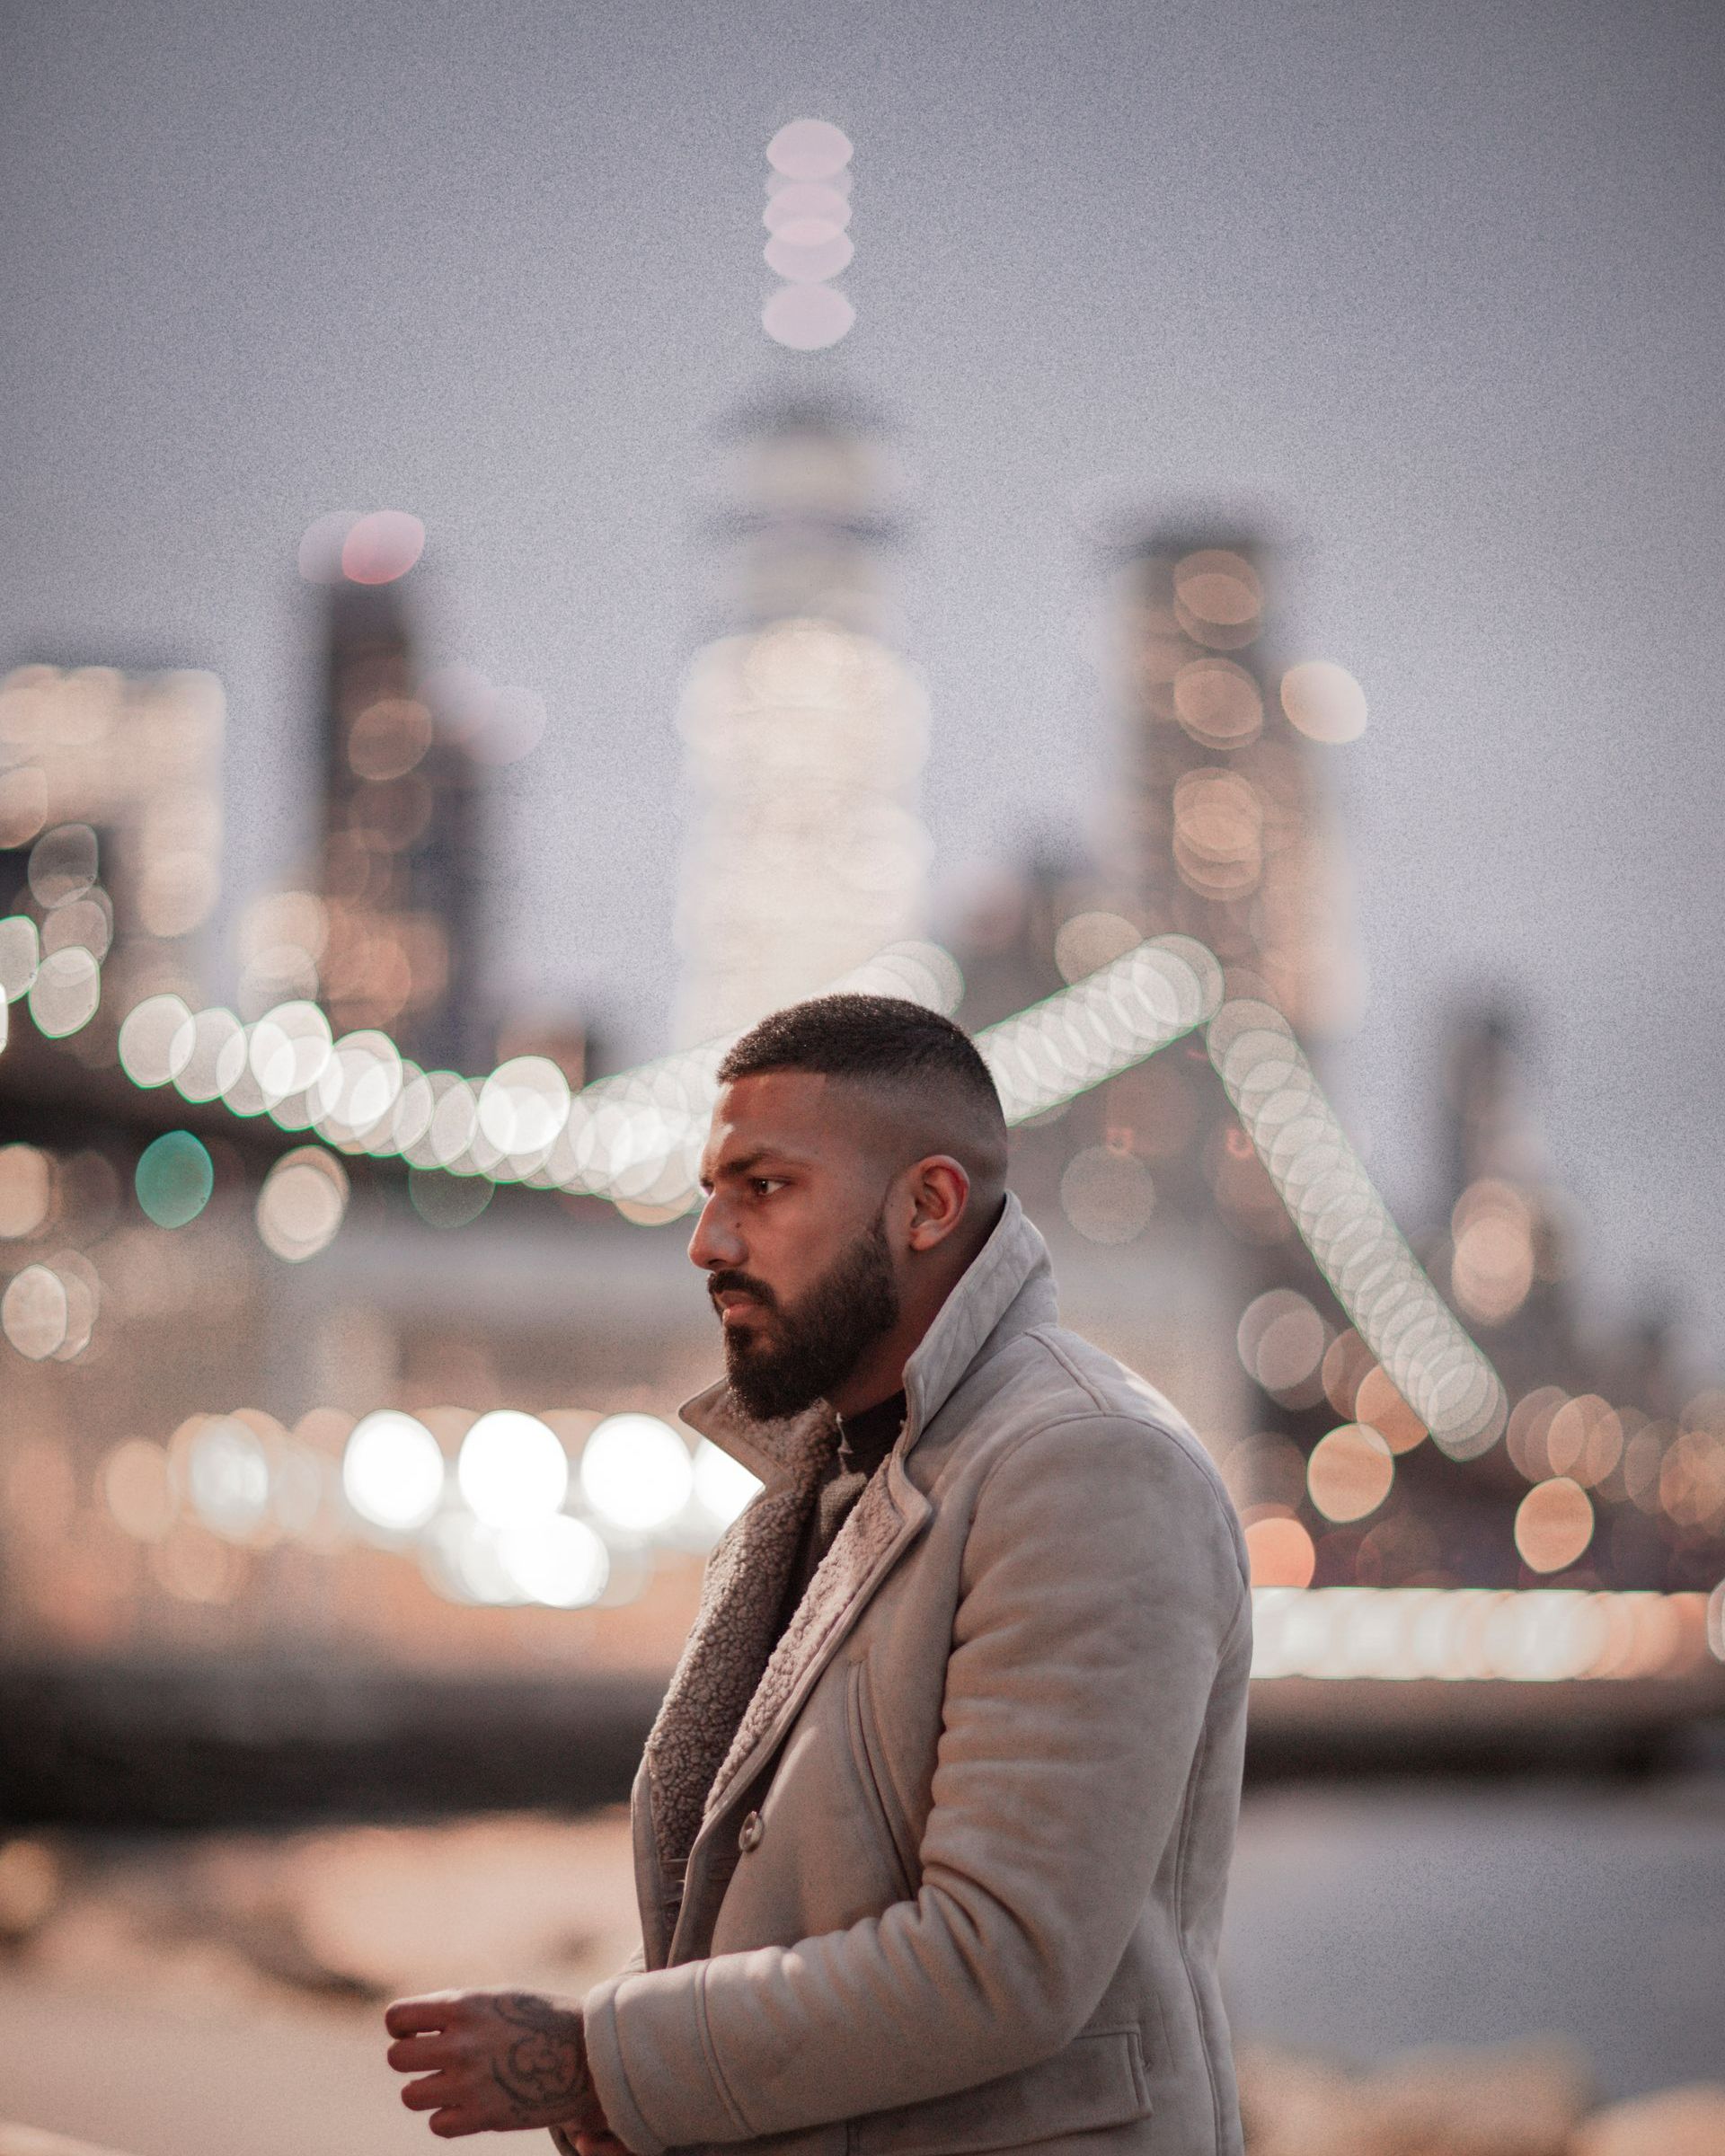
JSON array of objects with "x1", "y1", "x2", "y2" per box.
[{"x1": 687, "y1": 1193, "x2": 745, "y2": 1272}]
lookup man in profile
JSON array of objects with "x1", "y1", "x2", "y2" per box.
[{"x1": 385, "y1": 994, "x2": 1252, "y2": 2155}]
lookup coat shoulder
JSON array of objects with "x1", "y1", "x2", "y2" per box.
[
  {"x1": 929, "y1": 1319, "x2": 1244, "y2": 1557},
  {"x1": 1040, "y1": 1326, "x2": 1241, "y2": 1524}
]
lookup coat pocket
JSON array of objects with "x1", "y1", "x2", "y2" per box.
[
  {"x1": 845, "y1": 1657, "x2": 917, "y2": 1900},
  {"x1": 845, "y1": 2027, "x2": 1152, "y2": 2156}
]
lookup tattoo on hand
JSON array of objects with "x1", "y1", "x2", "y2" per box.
[{"x1": 488, "y1": 1992, "x2": 590, "y2": 2124}]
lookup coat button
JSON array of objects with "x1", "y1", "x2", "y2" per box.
[{"x1": 738, "y1": 1809, "x2": 764, "y2": 1853}]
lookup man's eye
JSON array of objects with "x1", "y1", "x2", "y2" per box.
[{"x1": 750, "y1": 1177, "x2": 785, "y2": 1197}]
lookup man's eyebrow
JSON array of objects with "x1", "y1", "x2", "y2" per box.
[{"x1": 705, "y1": 1146, "x2": 808, "y2": 1184}]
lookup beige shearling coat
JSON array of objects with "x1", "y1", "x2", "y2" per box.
[{"x1": 573, "y1": 1195, "x2": 1252, "y2": 2156}]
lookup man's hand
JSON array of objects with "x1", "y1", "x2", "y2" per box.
[{"x1": 385, "y1": 1988, "x2": 614, "y2": 2140}]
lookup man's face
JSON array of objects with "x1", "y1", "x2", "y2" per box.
[{"x1": 688, "y1": 1071, "x2": 902, "y2": 1421}]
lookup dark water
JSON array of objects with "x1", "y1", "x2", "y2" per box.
[{"x1": 1222, "y1": 1778, "x2": 1725, "y2": 2099}]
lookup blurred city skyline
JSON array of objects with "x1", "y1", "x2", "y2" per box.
[{"x1": 3, "y1": 0, "x2": 1722, "y2": 1348}]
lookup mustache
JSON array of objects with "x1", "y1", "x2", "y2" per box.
[{"x1": 706, "y1": 1268, "x2": 780, "y2": 1314}]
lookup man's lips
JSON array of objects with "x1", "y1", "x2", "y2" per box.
[{"x1": 712, "y1": 1289, "x2": 768, "y2": 1322}]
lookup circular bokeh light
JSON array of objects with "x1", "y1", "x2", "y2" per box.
[
  {"x1": 580, "y1": 1413, "x2": 694, "y2": 1533},
  {"x1": 343, "y1": 1409, "x2": 446, "y2": 1533},
  {"x1": 341, "y1": 510, "x2": 425, "y2": 586},
  {"x1": 136, "y1": 1131, "x2": 214, "y2": 1228},
  {"x1": 457, "y1": 1409, "x2": 569, "y2": 1529}
]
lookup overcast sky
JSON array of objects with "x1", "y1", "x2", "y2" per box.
[{"x1": 4, "y1": 0, "x2": 1722, "y2": 1349}]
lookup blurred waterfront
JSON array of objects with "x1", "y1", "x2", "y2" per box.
[{"x1": 2, "y1": 1780, "x2": 1721, "y2": 2156}]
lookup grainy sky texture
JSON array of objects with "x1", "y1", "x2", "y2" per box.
[{"x1": 3, "y1": 1, "x2": 1722, "y2": 1346}]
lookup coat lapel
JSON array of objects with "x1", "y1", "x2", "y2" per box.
[
  {"x1": 638, "y1": 1397, "x2": 836, "y2": 1916},
  {"x1": 696, "y1": 1451, "x2": 931, "y2": 1833}
]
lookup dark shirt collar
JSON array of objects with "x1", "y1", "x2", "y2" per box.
[{"x1": 835, "y1": 1389, "x2": 907, "y2": 1474}]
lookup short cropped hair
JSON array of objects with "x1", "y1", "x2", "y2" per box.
[{"x1": 718, "y1": 994, "x2": 1005, "y2": 1131}]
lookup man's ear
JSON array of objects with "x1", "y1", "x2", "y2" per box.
[{"x1": 905, "y1": 1155, "x2": 971, "y2": 1252}]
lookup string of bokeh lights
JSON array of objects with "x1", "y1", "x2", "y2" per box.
[
  {"x1": 11, "y1": 899, "x2": 1721, "y2": 1617},
  {"x1": 6, "y1": 898, "x2": 1496, "y2": 1456},
  {"x1": 80, "y1": 1392, "x2": 1725, "y2": 1670},
  {"x1": 760, "y1": 120, "x2": 856, "y2": 353}
]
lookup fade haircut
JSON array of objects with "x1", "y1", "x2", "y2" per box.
[{"x1": 718, "y1": 994, "x2": 1006, "y2": 1136}]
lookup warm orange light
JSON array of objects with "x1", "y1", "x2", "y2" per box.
[
  {"x1": 1306, "y1": 1424, "x2": 1394, "y2": 1523},
  {"x1": 1244, "y1": 1515, "x2": 1315, "y2": 1588},
  {"x1": 1515, "y1": 1479, "x2": 1594, "y2": 1574},
  {"x1": 1355, "y1": 1365, "x2": 1427, "y2": 1454}
]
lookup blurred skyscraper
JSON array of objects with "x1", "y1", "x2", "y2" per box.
[
  {"x1": 671, "y1": 398, "x2": 931, "y2": 1045},
  {"x1": 0, "y1": 663, "x2": 224, "y2": 1066},
  {"x1": 1102, "y1": 529, "x2": 1357, "y2": 1042},
  {"x1": 237, "y1": 580, "x2": 487, "y2": 1074}
]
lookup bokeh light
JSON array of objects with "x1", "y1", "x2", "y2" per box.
[
  {"x1": 1244, "y1": 1515, "x2": 1316, "y2": 1588},
  {"x1": 118, "y1": 994, "x2": 195, "y2": 1087},
  {"x1": 0, "y1": 915, "x2": 41, "y2": 1002},
  {"x1": 1515, "y1": 1477, "x2": 1596, "y2": 1574},
  {"x1": 764, "y1": 182, "x2": 851, "y2": 236},
  {"x1": 2, "y1": 1263, "x2": 67, "y2": 1359},
  {"x1": 408, "y1": 1165, "x2": 494, "y2": 1228},
  {"x1": 256, "y1": 1146, "x2": 349, "y2": 1262},
  {"x1": 186, "y1": 1417, "x2": 271, "y2": 1542},
  {"x1": 1208, "y1": 998, "x2": 1506, "y2": 1458},
  {"x1": 340, "y1": 510, "x2": 425, "y2": 585},
  {"x1": 342, "y1": 1410, "x2": 446, "y2": 1533},
  {"x1": 1059, "y1": 1145, "x2": 1156, "y2": 1243},
  {"x1": 579, "y1": 1413, "x2": 694, "y2": 1534},
  {"x1": 979, "y1": 935, "x2": 1221, "y2": 1125},
  {"x1": 1280, "y1": 659, "x2": 1367, "y2": 744},
  {"x1": 1238, "y1": 1289, "x2": 1329, "y2": 1398},
  {"x1": 0, "y1": 1144, "x2": 52, "y2": 1239},
  {"x1": 1306, "y1": 1423, "x2": 1396, "y2": 1523},
  {"x1": 1250, "y1": 1587, "x2": 1713, "y2": 1683},
  {"x1": 1450, "y1": 1178, "x2": 1536, "y2": 1327},
  {"x1": 762, "y1": 285, "x2": 855, "y2": 350},
  {"x1": 1173, "y1": 549, "x2": 1261, "y2": 634},
  {"x1": 1172, "y1": 657, "x2": 1263, "y2": 749},
  {"x1": 693, "y1": 1438, "x2": 762, "y2": 1526},
  {"x1": 764, "y1": 228, "x2": 854, "y2": 282},
  {"x1": 496, "y1": 1515, "x2": 610, "y2": 1608},
  {"x1": 135, "y1": 1131, "x2": 214, "y2": 1229},
  {"x1": 1355, "y1": 1365, "x2": 1428, "y2": 1454},
  {"x1": 457, "y1": 1410, "x2": 569, "y2": 1529},
  {"x1": 478, "y1": 1056, "x2": 571, "y2": 1156},
  {"x1": 248, "y1": 1000, "x2": 333, "y2": 1100},
  {"x1": 1545, "y1": 1395, "x2": 1624, "y2": 1489},
  {"x1": 1053, "y1": 909, "x2": 1141, "y2": 984},
  {"x1": 101, "y1": 1439, "x2": 177, "y2": 1542},
  {"x1": 765, "y1": 118, "x2": 853, "y2": 179},
  {"x1": 27, "y1": 946, "x2": 100, "y2": 1038},
  {"x1": 297, "y1": 511, "x2": 361, "y2": 583}
]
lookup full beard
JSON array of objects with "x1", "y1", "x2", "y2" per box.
[{"x1": 718, "y1": 1208, "x2": 902, "y2": 1423}]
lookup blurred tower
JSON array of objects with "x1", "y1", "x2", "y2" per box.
[
  {"x1": 1438, "y1": 1004, "x2": 1576, "y2": 1361},
  {"x1": 0, "y1": 663, "x2": 225, "y2": 1050},
  {"x1": 671, "y1": 398, "x2": 931, "y2": 1044},
  {"x1": 310, "y1": 581, "x2": 485, "y2": 1072},
  {"x1": 1083, "y1": 529, "x2": 1358, "y2": 1242},
  {"x1": 1103, "y1": 529, "x2": 1357, "y2": 1043}
]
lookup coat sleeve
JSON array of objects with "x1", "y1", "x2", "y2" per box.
[{"x1": 580, "y1": 1413, "x2": 1248, "y2": 2156}]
